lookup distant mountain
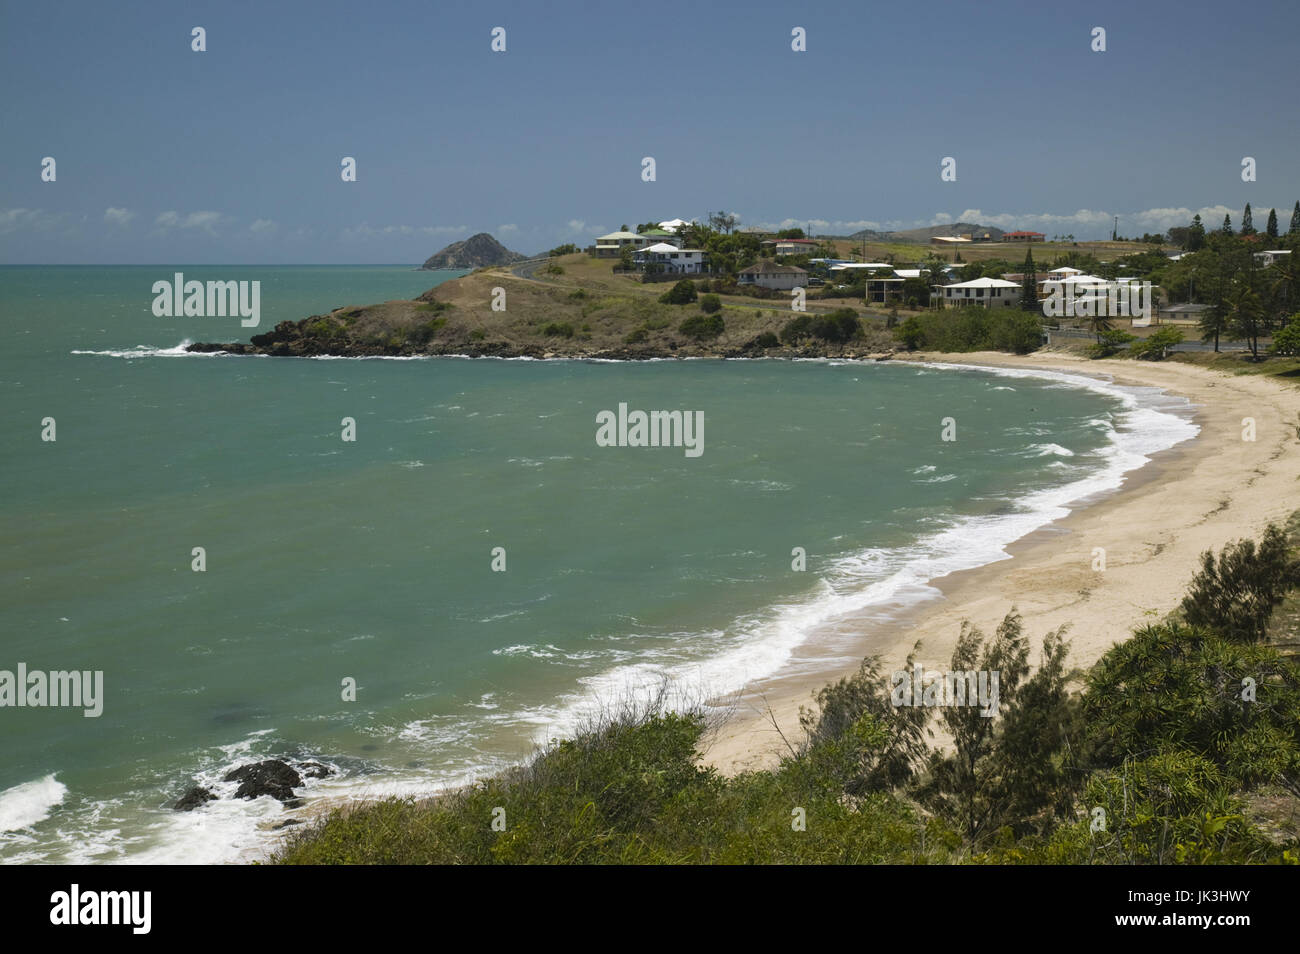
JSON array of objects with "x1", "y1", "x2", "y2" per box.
[
  {"x1": 847, "y1": 222, "x2": 1005, "y2": 243},
  {"x1": 420, "y1": 233, "x2": 526, "y2": 269}
]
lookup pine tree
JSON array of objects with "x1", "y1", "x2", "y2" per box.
[
  {"x1": 1266, "y1": 208, "x2": 1279, "y2": 239},
  {"x1": 1242, "y1": 203, "x2": 1255, "y2": 235},
  {"x1": 1222, "y1": 214, "x2": 1234, "y2": 235},
  {"x1": 1019, "y1": 247, "x2": 1038, "y2": 311},
  {"x1": 1188, "y1": 214, "x2": 1206, "y2": 251},
  {"x1": 1291, "y1": 201, "x2": 1300, "y2": 235}
]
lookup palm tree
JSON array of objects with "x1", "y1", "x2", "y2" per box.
[
  {"x1": 1269, "y1": 252, "x2": 1300, "y2": 315},
  {"x1": 1225, "y1": 281, "x2": 1266, "y2": 359}
]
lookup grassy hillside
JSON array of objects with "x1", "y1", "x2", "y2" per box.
[{"x1": 189, "y1": 253, "x2": 897, "y2": 359}]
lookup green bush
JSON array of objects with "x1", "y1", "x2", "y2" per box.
[
  {"x1": 891, "y1": 309, "x2": 1041, "y2": 354},
  {"x1": 779, "y1": 309, "x2": 861, "y2": 346},
  {"x1": 1180, "y1": 524, "x2": 1300, "y2": 642},
  {"x1": 678, "y1": 313, "x2": 725, "y2": 341},
  {"x1": 699, "y1": 293, "x2": 722, "y2": 314},
  {"x1": 624, "y1": 328, "x2": 649, "y2": 344},
  {"x1": 541, "y1": 322, "x2": 575, "y2": 338},
  {"x1": 751, "y1": 331, "x2": 780, "y2": 349},
  {"x1": 407, "y1": 316, "x2": 447, "y2": 346},
  {"x1": 1087, "y1": 328, "x2": 1137, "y2": 357},
  {"x1": 659, "y1": 279, "x2": 697, "y2": 305},
  {"x1": 1271, "y1": 315, "x2": 1300, "y2": 356},
  {"x1": 1129, "y1": 326, "x2": 1184, "y2": 360}
]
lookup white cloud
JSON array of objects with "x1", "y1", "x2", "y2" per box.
[
  {"x1": 498, "y1": 223, "x2": 518, "y2": 233},
  {"x1": 154, "y1": 210, "x2": 225, "y2": 235},
  {"x1": 0, "y1": 208, "x2": 68, "y2": 234},
  {"x1": 103, "y1": 207, "x2": 135, "y2": 227},
  {"x1": 250, "y1": 218, "x2": 278, "y2": 234}
]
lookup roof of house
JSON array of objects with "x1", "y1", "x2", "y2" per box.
[
  {"x1": 658, "y1": 218, "x2": 689, "y2": 231},
  {"x1": 772, "y1": 238, "x2": 817, "y2": 244},
  {"x1": 740, "y1": 261, "x2": 807, "y2": 275},
  {"x1": 639, "y1": 243, "x2": 681, "y2": 253},
  {"x1": 1160, "y1": 302, "x2": 1212, "y2": 312},
  {"x1": 639, "y1": 228, "x2": 676, "y2": 237},
  {"x1": 1048, "y1": 266, "x2": 1084, "y2": 274},
  {"x1": 1003, "y1": 231, "x2": 1045, "y2": 237},
  {"x1": 596, "y1": 231, "x2": 644, "y2": 241},
  {"x1": 940, "y1": 277, "x2": 1022, "y2": 289},
  {"x1": 931, "y1": 236, "x2": 972, "y2": 243}
]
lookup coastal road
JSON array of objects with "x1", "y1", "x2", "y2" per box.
[{"x1": 510, "y1": 257, "x2": 552, "y2": 280}]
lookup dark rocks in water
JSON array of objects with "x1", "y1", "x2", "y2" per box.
[
  {"x1": 174, "y1": 785, "x2": 217, "y2": 811},
  {"x1": 223, "y1": 759, "x2": 303, "y2": 803},
  {"x1": 272, "y1": 818, "x2": 303, "y2": 830},
  {"x1": 298, "y1": 761, "x2": 334, "y2": 780}
]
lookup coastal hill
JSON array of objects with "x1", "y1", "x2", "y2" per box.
[
  {"x1": 420, "y1": 232, "x2": 527, "y2": 270},
  {"x1": 186, "y1": 253, "x2": 895, "y2": 360},
  {"x1": 848, "y1": 222, "x2": 1006, "y2": 243}
]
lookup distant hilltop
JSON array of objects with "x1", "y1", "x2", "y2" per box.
[
  {"x1": 421, "y1": 232, "x2": 527, "y2": 270},
  {"x1": 848, "y1": 222, "x2": 1006, "y2": 243}
]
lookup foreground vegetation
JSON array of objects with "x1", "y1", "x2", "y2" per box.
[{"x1": 276, "y1": 518, "x2": 1300, "y2": 864}]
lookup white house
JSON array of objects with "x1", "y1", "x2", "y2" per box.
[
  {"x1": 738, "y1": 261, "x2": 808, "y2": 290},
  {"x1": 933, "y1": 277, "x2": 1022, "y2": 308},
  {"x1": 658, "y1": 218, "x2": 689, "y2": 233},
  {"x1": 592, "y1": 231, "x2": 658, "y2": 257},
  {"x1": 766, "y1": 238, "x2": 820, "y2": 256},
  {"x1": 1255, "y1": 249, "x2": 1293, "y2": 267},
  {"x1": 633, "y1": 243, "x2": 708, "y2": 274}
]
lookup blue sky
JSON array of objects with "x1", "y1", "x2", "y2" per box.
[{"x1": 3, "y1": 0, "x2": 1299, "y2": 263}]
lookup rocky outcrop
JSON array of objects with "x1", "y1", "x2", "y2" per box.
[
  {"x1": 420, "y1": 232, "x2": 526, "y2": 270},
  {"x1": 174, "y1": 785, "x2": 217, "y2": 811},
  {"x1": 224, "y1": 760, "x2": 303, "y2": 803}
]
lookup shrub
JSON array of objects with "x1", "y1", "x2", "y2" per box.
[
  {"x1": 1129, "y1": 326, "x2": 1184, "y2": 360},
  {"x1": 407, "y1": 316, "x2": 447, "y2": 345},
  {"x1": 1082, "y1": 620, "x2": 1300, "y2": 789},
  {"x1": 541, "y1": 322, "x2": 575, "y2": 338},
  {"x1": 659, "y1": 279, "x2": 697, "y2": 305},
  {"x1": 624, "y1": 328, "x2": 649, "y2": 344},
  {"x1": 699, "y1": 293, "x2": 722, "y2": 314},
  {"x1": 751, "y1": 331, "x2": 779, "y2": 349},
  {"x1": 779, "y1": 309, "x2": 861, "y2": 345},
  {"x1": 1087, "y1": 328, "x2": 1137, "y2": 357},
  {"x1": 1180, "y1": 524, "x2": 1300, "y2": 642},
  {"x1": 679, "y1": 313, "x2": 725, "y2": 340},
  {"x1": 1271, "y1": 315, "x2": 1300, "y2": 356},
  {"x1": 548, "y1": 243, "x2": 579, "y2": 256},
  {"x1": 779, "y1": 314, "x2": 814, "y2": 345}
]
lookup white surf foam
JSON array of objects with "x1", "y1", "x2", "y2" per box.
[{"x1": 0, "y1": 774, "x2": 67, "y2": 832}]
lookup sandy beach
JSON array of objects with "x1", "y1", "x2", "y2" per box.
[{"x1": 702, "y1": 351, "x2": 1300, "y2": 775}]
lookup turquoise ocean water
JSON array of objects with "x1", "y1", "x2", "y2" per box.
[{"x1": 0, "y1": 266, "x2": 1197, "y2": 862}]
